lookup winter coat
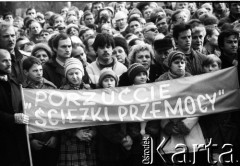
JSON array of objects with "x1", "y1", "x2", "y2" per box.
[
  {"x1": 0, "y1": 77, "x2": 30, "y2": 165},
  {"x1": 86, "y1": 57, "x2": 127, "y2": 88}
]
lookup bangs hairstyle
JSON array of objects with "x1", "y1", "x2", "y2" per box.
[
  {"x1": 23, "y1": 56, "x2": 41, "y2": 71},
  {"x1": 171, "y1": 53, "x2": 186, "y2": 63},
  {"x1": 92, "y1": 33, "x2": 115, "y2": 52},
  {"x1": 128, "y1": 43, "x2": 154, "y2": 65},
  {"x1": 202, "y1": 54, "x2": 221, "y2": 69}
]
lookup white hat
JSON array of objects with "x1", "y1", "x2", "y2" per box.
[{"x1": 64, "y1": 58, "x2": 84, "y2": 77}]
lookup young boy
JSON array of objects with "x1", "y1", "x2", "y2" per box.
[
  {"x1": 23, "y1": 56, "x2": 56, "y2": 89},
  {"x1": 22, "y1": 56, "x2": 58, "y2": 166},
  {"x1": 97, "y1": 68, "x2": 133, "y2": 166}
]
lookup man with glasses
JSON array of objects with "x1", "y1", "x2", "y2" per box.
[{"x1": 142, "y1": 22, "x2": 159, "y2": 45}]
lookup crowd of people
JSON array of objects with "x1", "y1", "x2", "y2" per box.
[{"x1": 0, "y1": 1, "x2": 240, "y2": 166}]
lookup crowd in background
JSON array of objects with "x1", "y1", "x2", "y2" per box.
[{"x1": 0, "y1": 2, "x2": 240, "y2": 166}]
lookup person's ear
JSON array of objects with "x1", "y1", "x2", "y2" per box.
[{"x1": 23, "y1": 69, "x2": 28, "y2": 77}]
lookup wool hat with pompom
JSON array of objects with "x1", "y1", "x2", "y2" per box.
[
  {"x1": 98, "y1": 68, "x2": 118, "y2": 88},
  {"x1": 64, "y1": 57, "x2": 84, "y2": 77},
  {"x1": 127, "y1": 63, "x2": 147, "y2": 84}
]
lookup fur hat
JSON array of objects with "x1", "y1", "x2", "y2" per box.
[
  {"x1": 64, "y1": 57, "x2": 84, "y2": 77},
  {"x1": 98, "y1": 68, "x2": 118, "y2": 87},
  {"x1": 31, "y1": 43, "x2": 53, "y2": 59},
  {"x1": 154, "y1": 37, "x2": 173, "y2": 52},
  {"x1": 127, "y1": 63, "x2": 147, "y2": 84}
]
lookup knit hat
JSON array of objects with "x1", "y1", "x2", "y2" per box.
[
  {"x1": 154, "y1": 37, "x2": 173, "y2": 52},
  {"x1": 166, "y1": 50, "x2": 185, "y2": 68},
  {"x1": 31, "y1": 43, "x2": 53, "y2": 59},
  {"x1": 127, "y1": 63, "x2": 147, "y2": 83},
  {"x1": 66, "y1": 23, "x2": 79, "y2": 34},
  {"x1": 98, "y1": 68, "x2": 118, "y2": 87},
  {"x1": 64, "y1": 57, "x2": 84, "y2": 77},
  {"x1": 114, "y1": 37, "x2": 129, "y2": 55}
]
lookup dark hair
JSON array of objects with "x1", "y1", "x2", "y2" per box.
[
  {"x1": 3, "y1": 11, "x2": 13, "y2": 20},
  {"x1": 218, "y1": 29, "x2": 239, "y2": 51},
  {"x1": 52, "y1": 33, "x2": 70, "y2": 51},
  {"x1": 93, "y1": 33, "x2": 115, "y2": 52},
  {"x1": 114, "y1": 36, "x2": 129, "y2": 55},
  {"x1": 172, "y1": 23, "x2": 191, "y2": 39},
  {"x1": 83, "y1": 10, "x2": 93, "y2": 20},
  {"x1": 26, "y1": 7, "x2": 36, "y2": 15},
  {"x1": 23, "y1": 56, "x2": 41, "y2": 71},
  {"x1": 86, "y1": 23, "x2": 97, "y2": 30}
]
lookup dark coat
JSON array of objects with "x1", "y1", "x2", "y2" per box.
[
  {"x1": 118, "y1": 64, "x2": 163, "y2": 87},
  {"x1": 43, "y1": 58, "x2": 65, "y2": 88},
  {"x1": 0, "y1": 77, "x2": 29, "y2": 165},
  {"x1": 10, "y1": 48, "x2": 27, "y2": 84}
]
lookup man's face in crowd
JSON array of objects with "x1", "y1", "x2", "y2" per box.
[
  {"x1": 97, "y1": 45, "x2": 113, "y2": 62},
  {"x1": 0, "y1": 50, "x2": 11, "y2": 74},
  {"x1": 143, "y1": 8, "x2": 153, "y2": 20},
  {"x1": 25, "y1": 64, "x2": 43, "y2": 83},
  {"x1": 92, "y1": 3, "x2": 103, "y2": 16},
  {"x1": 156, "y1": 18, "x2": 168, "y2": 35},
  {"x1": 40, "y1": 31, "x2": 50, "y2": 41},
  {"x1": 83, "y1": 29, "x2": 94, "y2": 41},
  {"x1": 0, "y1": 26, "x2": 16, "y2": 52},
  {"x1": 134, "y1": 27, "x2": 144, "y2": 39},
  {"x1": 5, "y1": 15, "x2": 13, "y2": 23},
  {"x1": 30, "y1": 22, "x2": 42, "y2": 35},
  {"x1": 27, "y1": 9, "x2": 36, "y2": 18},
  {"x1": 144, "y1": 24, "x2": 159, "y2": 41},
  {"x1": 213, "y1": 3, "x2": 226, "y2": 11},
  {"x1": 56, "y1": 38, "x2": 72, "y2": 59},
  {"x1": 222, "y1": 35, "x2": 238, "y2": 55},
  {"x1": 175, "y1": 12, "x2": 188, "y2": 24},
  {"x1": 84, "y1": 14, "x2": 94, "y2": 26},
  {"x1": 230, "y1": 3, "x2": 240, "y2": 15},
  {"x1": 191, "y1": 30, "x2": 205, "y2": 51},
  {"x1": 208, "y1": 29, "x2": 219, "y2": 47},
  {"x1": 72, "y1": 46, "x2": 87, "y2": 64},
  {"x1": 134, "y1": 50, "x2": 151, "y2": 70},
  {"x1": 154, "y1": 48, "x2": 173, "y2": 64},
  {"x1": 61, "y1": 7, "x2": 68, "y2": 17},
  {"x1": 129, "y1": 21, "x2": 141, "y2": 33},
  {"x1": 175, "y1": 2, "x2": 188, "y2": 10},
  {"x1": 176, "y1": 29, "x2": 192, "y2": 52},
  {"x1": 116, "y1": 18, "x2": 127, "y2": 29}
]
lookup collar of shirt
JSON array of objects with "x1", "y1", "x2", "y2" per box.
[{"x1": 56, "y1": 58, "x2": 65, "y2": 67}]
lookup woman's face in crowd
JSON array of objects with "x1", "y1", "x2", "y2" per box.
[
  {"x1": 102, "y1": 76, "x2": 116, "y2": 88},
  {"x1": 34, "y1": 50, "x2": 49, "y2": 65},
  {"x1": 112, "y1": 46, "x2": 127, "y2": 64},
  {"x1": 67, "y1": 68, "x2": 82, "y2": 85},
  {"x1": 69, "y1": 27, "x2": 79, "y2": 37},
  {"x1": 54, "y1": 16, "x2": 64, "y2": 27},
  {"x1": 133, "y1": 72, "x2": 148, "y2": 85},
  {"x1": 203, "y1": 62, "x2": 220, "y2": 73},
  {"x1": 170, "y1": 59, "x2": 186, "y2": 77},
  {"x1": 134, "y1": 50, "x2": 151, "y2": 70}
]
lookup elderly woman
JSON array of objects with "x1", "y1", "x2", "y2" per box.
[
  {"x1": 31, "y1": 43, "x2": 52, "y2": 65},
  {"x1": 118, "y1": 43, "x2": 163, "y2": 86}
]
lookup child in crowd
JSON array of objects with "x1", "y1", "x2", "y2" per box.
[
  {"x1": 22, "y1": 56, "x2": 58, "y2": 166},
  {"x1": 96, "y1": 68, "x2": 133, "y2": 166},
  {"x1": 155, "y1": 51, "x2": 206, "y2": 166},
  {"x1": 58, "y1": 57, "x2": 96, "y2": 166},
  {"x1": 127, "y1": 63, "x2": 160, "y2": 165}
]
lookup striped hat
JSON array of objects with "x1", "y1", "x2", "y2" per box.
[
  {"x1": 127, "y1": 63, "x2": 147, "y2": 84},
  {"x1": 64, "y1": 57, "x2": 84, "y2": 77}
]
